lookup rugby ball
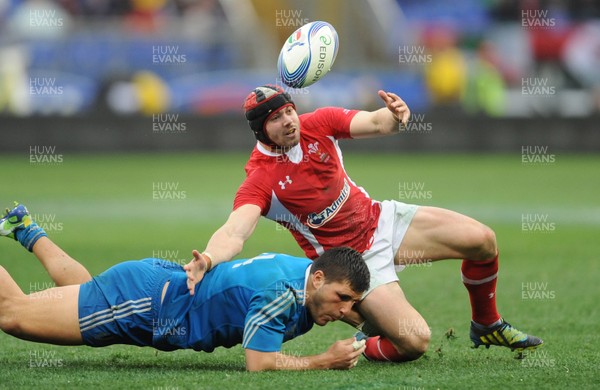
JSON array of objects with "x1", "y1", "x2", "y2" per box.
[{"x1": 277, "y1": 21, "x2": 339, "y2": 88}]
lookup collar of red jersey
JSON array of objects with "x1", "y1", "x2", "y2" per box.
[{"x1": 256, "y1": 142, "x2": 304, "y2": 164}]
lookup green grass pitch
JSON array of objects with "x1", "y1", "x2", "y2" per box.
[{"x1": 0, "y1": 152, "x2": 598, "y2": 389}]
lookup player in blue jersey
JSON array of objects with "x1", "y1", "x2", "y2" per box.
[{"x1": 0, "y1": 204, "x2": 369, "y2": 371}]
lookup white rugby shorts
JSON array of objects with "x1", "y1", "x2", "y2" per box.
[{"x1": 361, "y1": 200, "x2": 419, "y2": 298}]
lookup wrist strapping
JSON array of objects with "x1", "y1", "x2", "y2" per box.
[
  {"x1": 14, "y1": 222, "x2": 47, "y2": 252},
  {"x1": 201, "y1": 252, "x2": 213, "y2": 272}
]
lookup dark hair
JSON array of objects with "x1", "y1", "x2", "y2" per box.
[{"x1": 310, "y1": 247, "x2": 370, "y2": 294}]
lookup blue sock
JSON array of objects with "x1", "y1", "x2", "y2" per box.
[{"x1": 14, "y1": 223, "x2": 47, "y2": 252}]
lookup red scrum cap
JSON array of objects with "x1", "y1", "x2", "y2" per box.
[{"x1": 244, "y1": 85, "x2": 295, "y2": 147}]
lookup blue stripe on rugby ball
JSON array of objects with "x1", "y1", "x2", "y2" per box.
[
  {"x1": 278, "y1": 50, "x2": 308, "y2": 88},
  {"x1": 278, "y1": 50, "x2": 309, "y2": 88}
]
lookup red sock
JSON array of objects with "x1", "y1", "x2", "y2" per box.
[
  {"x1": 363, "y1": 336, "x2": 404, "y2": 362},
  {"x1": 461, "y1": 255, "x2": 501, "y2": 326}
]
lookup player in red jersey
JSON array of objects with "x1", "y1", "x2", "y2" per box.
[{"x1": 184, "y1": 85, "x2": 543, "y2": 362}]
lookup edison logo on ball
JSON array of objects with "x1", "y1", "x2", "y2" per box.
[{"x1": 311, "y1": 46, "x2": 329, "y2": 84}]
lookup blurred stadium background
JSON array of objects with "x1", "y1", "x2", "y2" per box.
[{"x1": 0, "y1": 0, "x2": 599, "y2": 153}]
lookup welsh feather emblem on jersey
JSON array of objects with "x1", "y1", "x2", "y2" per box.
[
  {"x1": 279, "y1": 175, "x2": 293, "y2": 189},
  {"x1": 307, "y1": 141, "x2": 330, "y2": 163},
  {"x1": 306, "y1": 179, "x2": 350, "y2": 228}
]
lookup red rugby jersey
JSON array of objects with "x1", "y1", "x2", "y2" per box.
[{"x1": 233, "y1": 107, "x2": 381, "y2": 259}]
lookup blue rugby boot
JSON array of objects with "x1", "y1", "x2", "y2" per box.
[{"x1": 0, "y1": 202, "x2": 46, "y2": 251}]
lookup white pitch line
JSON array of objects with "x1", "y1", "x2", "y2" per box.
[{"x1": 24, "y1": 200, "x2": 600, "y2": 226}]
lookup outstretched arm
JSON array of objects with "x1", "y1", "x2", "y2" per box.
[
  {"x1": 184, "y1": 204, "x2": 261, "y2": 295},
  {"x1": 244, "y1": 337, "x2": 366, "y2": 371},
  {"x1": 349, "y1": 90, "x2": 411, "y2": 139}
]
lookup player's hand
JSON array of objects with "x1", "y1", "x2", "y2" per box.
[
  {"x1": 324, "y1": 337, "x2": 366, "y2": 370},
  {"x1": 183, "y1": 249, "x2": 208, "y2": 296},
  {"x1": 377, "y1": 90, "x2": 410, "y2": 127}
]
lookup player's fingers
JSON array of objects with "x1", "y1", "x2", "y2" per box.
[
  {"x1": 394, "y1": 101, "x2": 410, "y2": 126},
  {"x1": 402, "y1": 110, "x2": 410, "y2": 126},
  {"x1": 345, "y1": 336, "x2": 358, "y2": 345},
  {"x1": 186, "y1": 279, "x2": 195, "y2": 296},
  {"x1": 386, "y1": 91, "x2": 401, "y2": 100},
  {"x1": 377, "y1": 90, "x2": 392, "y2": 105},
  {"x1": 400, "y1": 105, "x2": 410, "y2": 125},
  {"x1": 350, "y1": 346, "x2": 365, "y2": 357},
  {"x1": 191, "y1": 249, "x2": 202, "y2": 261},
  {"x1": 355, "y1": 344, "x2": 366, "y2": 355}
]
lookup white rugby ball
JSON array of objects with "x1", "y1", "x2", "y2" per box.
[{"x1": 277, "y1": 21, "x2": 339, "y2": 88}]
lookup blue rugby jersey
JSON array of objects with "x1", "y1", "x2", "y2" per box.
[{"x1": 153, "y1": 253, "x2": 314, "y2": 352}]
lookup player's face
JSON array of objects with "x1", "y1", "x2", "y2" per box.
[
  {"x1": 264, "y1": 105, "x2": 301, "y2": 149},
  {"x1": 308, "y1": 280, "x2": 361, "y2": 326}
]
